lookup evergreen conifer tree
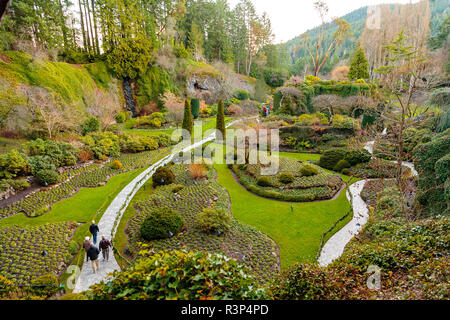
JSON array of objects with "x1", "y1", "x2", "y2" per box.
[
  {"x1": 216, "y1": 99, "x2": 226, "y2": 140},
  {"x1": 348, "y1": 46, "x2": 370, "y2": 80},
  {"x1": 182, "y1": 99, "x2": 193, "y2": 135}
]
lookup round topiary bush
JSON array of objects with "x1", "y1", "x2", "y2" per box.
[
  {"x1": 333, "y1": 159, "x2": 351, "y2": 172},
  {"x1": 110, "y1": 160, "x2": 123, "y2": 170},
  {"x1": 152, "y1": 166, "x2": 175, "y2": 187},
  {"x1": 35, "y1": 169, "x2": 59, "y2": 186},
  {"x1": 319, "y1": 148, "x2": 347, "y2": 170},
  {"x1": 301, "y1": 164, "x2": 319, "y2": 176},
  {"x1": 344, "y1": 149, "x2": 371, "y2": 166},
  {"x1": 257, "y1": 176, "x2": 272, "y2": 187},
  {"x1": 195, "y1": 208, "x2": 232, "y2": 233},
  {"x1": 279, "y1": 172, "x2": 295, "y2": 184},
  {"x1": 140, "y1": 208, "x2": 183, "y2": 240}
]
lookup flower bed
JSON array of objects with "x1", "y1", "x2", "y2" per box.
[
  {"x1": 231, "y1": 157, "x2": 343, "y2": 202},
  {"x1": 0, "y1": 222, "x2": 77, "y2": 284},
  {"x1": 0, "y1": 149, "x2": 168, "y2": 220},
  {"x1": 125, "y1": 165, "x2": 280, "y2": 283}
]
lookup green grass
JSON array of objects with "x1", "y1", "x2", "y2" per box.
[{"x1": 214, "y1": 152, "x2": 354, "y2": 269}]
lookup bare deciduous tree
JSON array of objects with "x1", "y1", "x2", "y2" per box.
[{"x1": 85, "y1": 85, "x2": 122, "y2": 130}]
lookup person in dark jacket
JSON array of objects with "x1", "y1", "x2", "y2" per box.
[
  {"x1": 82, "y1": 236, "x2": 91, "y2": 262},
  {"x1": 89, "y1": 221, "x2": 100, "y2": 244},
  {"x1": 86, "y1": 242, "x2": 100, "y2": 273},
  {"x1": 99, "y1": 235, "x2": 112, "y2": 262}
]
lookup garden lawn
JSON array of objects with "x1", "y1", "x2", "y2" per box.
[{"x1": 215, "y1": 162, "x2": 352, "y2": 269}]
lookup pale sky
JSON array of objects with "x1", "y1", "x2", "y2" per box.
[{"x1": 228, "y1": 0, "x2": 423, "y2": 43}]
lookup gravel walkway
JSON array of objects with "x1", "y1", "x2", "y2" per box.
[
  {"x1": 318, "y1": 140, "x2": 418, "y2": 267},
  {"x1": 73, "y1": 120, "x2": 242, "y2": 293}
]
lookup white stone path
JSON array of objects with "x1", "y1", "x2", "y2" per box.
[
  {"x1": 73, "y1": 120, "x2": 242, "y2": 293},
  {"x1": 318, "y1": 139, "x2": 418, "y2": 267}
]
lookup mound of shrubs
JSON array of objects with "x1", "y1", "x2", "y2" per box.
[
  {"x1": 300, "y1": 164, "x2": 319, "y2": 176},
  {"x1": 110, "y1": 160, "x2": 123, "y2": 170},
  {"x1": 140, "y1": 208, "x2": 184, "y2": 240},
  {"x1": 152, "y1": 166, "x2": 175, "y2": 187},
  {"x1": 257, "y1": 176, "x2": 272, "y2": 187},
  {"x1": 279, "y1": 172, "x2": 295, "y2": 184},
  {"x1": 195, "y1": 208, "x2": 232, "y2": 234},
  {"x1": 319, "y1": 148, "x2": 371, "y2": 171}
]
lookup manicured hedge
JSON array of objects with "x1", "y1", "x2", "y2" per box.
[{"x1": 140, "y1": 208, "x2": 183, "y2": 240}]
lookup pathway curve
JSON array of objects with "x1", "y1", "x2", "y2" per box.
[
  {"x1": 73, "y1": 119, "x2": 242, "y2": 293},
  {"x1": 318, "y1": 139, "x2": 418, "y2": 267}
]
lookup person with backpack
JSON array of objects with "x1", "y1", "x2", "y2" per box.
[
  {"x1": 86, "y1": 241, "x2": 101, "y2": 274},
  {"x1": 99, "y1": 235, "x2": 112, "y2": 262},
  {"x1": 89, "y1": 221, "x2": 100, "y2": 244},
  {"x1": 82, "y1": 236, "x2": 91, "y2": 262}
]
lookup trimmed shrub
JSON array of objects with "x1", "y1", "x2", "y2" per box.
[
  {"x1": 235, "y1": 90, "x2": 250, "y2": 101},
  {"x1": 344, "y1": 149, "x2": 371, "y2": 166},
  {"x1": 195, "y1": 208, "x2": 232, "y2": 233},
  {"x1": 300, "y1": 164, "x2": 319, "y2": 176},
  {"x1": 81, "y1": 117, "x2": 101, "y2": 135},
  {"x1": 191, "y1": 98, "x2": 200, "y2": 119},
  {"x1": 319, "y1": 148, "x2": 347, "y2": 170},
  {"x1": 171, "y1": 184, "x2": 184, "y2": 193},
  {"x1": 279, "y1": 172, "x2": 295, "y2": 184},
  {"x1": 257, "y1": 176, "x2": 272, "y2": 187},
  {"x1": 110, "y1": 160, "x2": 123, "y2": 170},
  {"x1": 140, "y1": 208, "x2": 183, "y2": 240},
  {"x1": 29, "y1": 274, "x2": 59, "y2": 297},
  {"x1": 0, "y1": 149, "x2": 29, "y2": 179},
  {"x1": 35, "y1": 169, "x2": 59, "y2": 186},
  {"x1": 152, "y1": 166, "x2": 175, "y2": 187},
  {"x1": 333, "y1": 159, "x2": 351, "y2": 172}
]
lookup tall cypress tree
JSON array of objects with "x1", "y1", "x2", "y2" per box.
[
  {"x1": 182, "y1": 99, "x2": 193, "y2": 135},
  {"x1": 348, "y1": 46, "x2": 370, "y2": 80},
  {"x1": 216, "y1": 99, "x2": 226, "y2": 140}
]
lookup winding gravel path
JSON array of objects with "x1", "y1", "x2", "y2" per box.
[
  {"x1": 318, "y1": 140, "x2": 418, "y2": 267},
  {"x1": 73, "y1": 120, "x2": 242, "y2": 293}
]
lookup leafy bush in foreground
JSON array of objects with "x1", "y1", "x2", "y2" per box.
[
  {"x1": 87, "y1": 250, "x2": 269, "y2": 300},
  {"x1": 195, "y1": 208, "x2": 232, "y2": 234}
]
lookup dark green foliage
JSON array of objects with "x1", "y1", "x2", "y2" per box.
[
  {"x1": 263, "y1": 68, "x2": 288, "y2": 87},
  {"x1": 182, "y1": 100, "x2": 193, "y2": 135},
  {"x1": 216, "y1": 99, "x2": 226, "y2": 140},
  {"x1": 81, "y1": 117, "x2": 101, "y2": 135},
  {"x1": 319, "y1": 148, "x2": 347, "y2": 170},
  {"x1": 195, "y1": 208, "x2": 232, "y2": 233},
  {"x1": 136, "y1": 66, "x2": 174, "y2": 110},
  {"x1": 257, "y1": 176, "x2": 272, "y2": 187},
  {"x1": 413, "y1": 131, "x2": 450, "y2": 215},
  {"x1": 333, "y1": 159, "x2": 351, "y2": 172},
  {"x1": 235, "y1": 90, "x2": 250, "y2": 101},
  {"x1": 348, "y1": 46, "x2": 370, "y2": 80},
  {"x1": 429, "y1": 88, "x2": 450, "y2": 133},
  {"x1": 191, "y1": 98, "x2": 200, "y2": 119},
  {"x1": 300, "y1": 164, "x2": 319, "y2": 176},
  {"x1": 254, "y1": 78, "x2": 267, "y2": 102},
  {"x1": 88, "y1": 249, "x2": 269, "y2": 300},
  {"x1": 35, "y1": 169, "x2": 59, "y2": 186},
  {"x1": 29, "y1": 156, "x2": 56, "y2": 176},
  {"x1": 140, "y1": 208, "x2": 183, "y2": 240},
  {"x1": 152, "y1": 166, "x2": 175, "y2": 187},
  {"x1": 29, "y1": 274, "x2": 59, "y2": 297},
  {"x1": 344, "y1": 149, "x2": 371, "y2": 166},
  {"x1": 82, "y1": 131, "x2": 121, "y2": 159},
  {"x1": 279, "y1": 172, "x2": 295, "y2": 184}
]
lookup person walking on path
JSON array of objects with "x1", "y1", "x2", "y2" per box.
[
  {"x1": 89, "y1": 221, "x2": 100, "y2": 244},
  {"x1": 86, "y1": 241, "x2": 101, "y2": 274},
  {"x1": 82, "y1": 236, "x2": 91, "y2": 262},
  {"x1": 99, "y1": 235, "x2": 112, "y2": 262}
]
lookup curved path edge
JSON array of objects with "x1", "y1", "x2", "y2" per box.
[
  {"x1": 318, "y1": 140, "x2": 417, "y2": 267},
  {"x1": 73, "y1": 119, "x2": 243, "y2": 293}
]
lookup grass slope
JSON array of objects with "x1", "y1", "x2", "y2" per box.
[{"x1": 214, "y1": 152, "x2": 355, "y2": 268}]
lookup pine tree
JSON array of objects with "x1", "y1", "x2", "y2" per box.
[
  {"x1": 182, "y1": 99, "x2": 193, "y2": 135},
  {"x1": 216, "y1": 99, "x2": 226, "y2": 140},
  {"x1": 348, "y1": 46, "x2": 370, "y2": 80}
]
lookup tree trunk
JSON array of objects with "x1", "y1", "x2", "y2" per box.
[
  {"x1": 122, "y1": 78, "x2": 136, "y2": 117},
  {"x1": 91, "y1": 0, "x2": 100, "y2": 54},
  {"x1": 78, "y1": 0, "x2": 87, "y2": 51}
]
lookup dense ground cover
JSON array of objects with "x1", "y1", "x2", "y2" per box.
[
  {"x1": 121, "y1": 164, "x2": 280, "y2": 283},
  {"x1": 0, "y1": 149, "x2": 168, "y2": 219}
]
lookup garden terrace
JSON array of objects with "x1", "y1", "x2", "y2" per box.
[
  {"x1": 344, "y1": 158, "x2": 412, "y2": 179},
  {"x1": 0, "y1": 222, "x2": 77, "y2": 284},
  {"x1": 231, "y1": 157, "x2": 344, "y2": 202},
  {"x1": 124, "y1": 164, "x2": 280, "y2": 283},
  {"x1": 0, "y1": 149, "x2": 168, "y2": 220}
]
